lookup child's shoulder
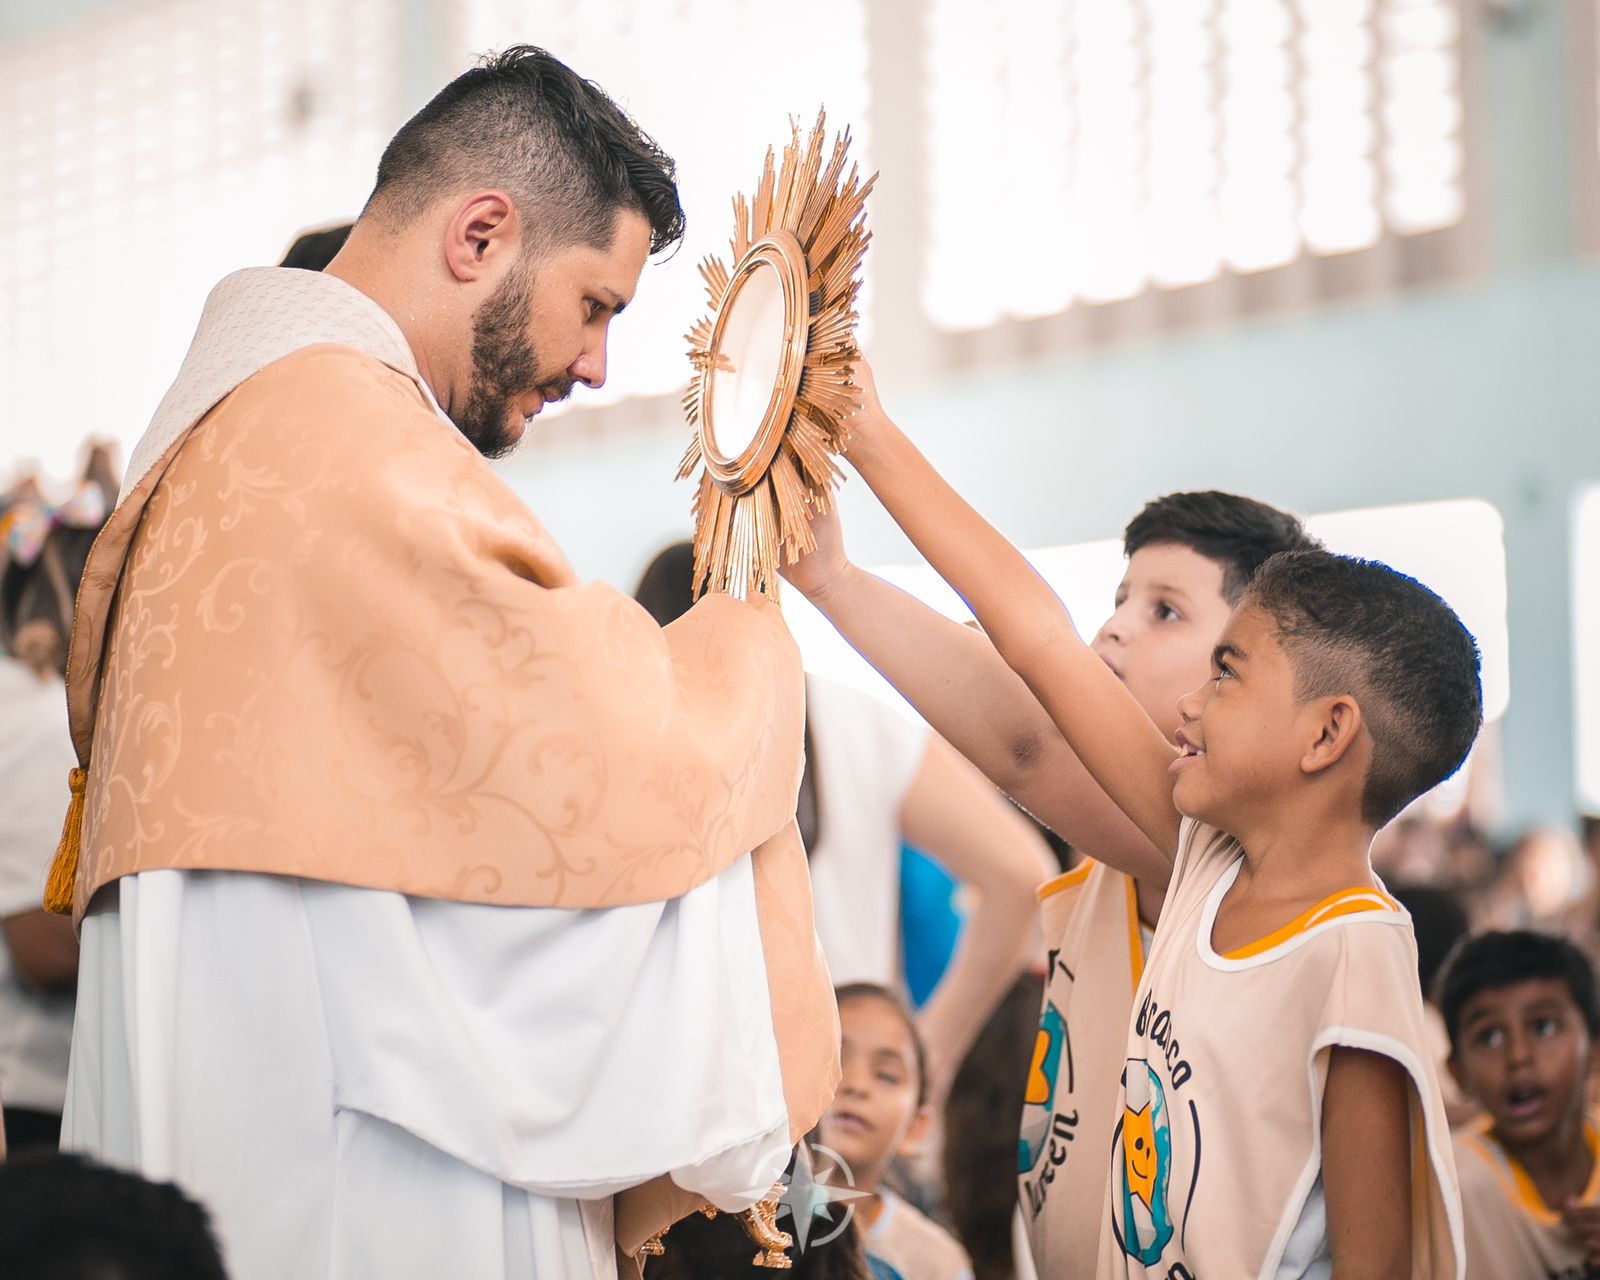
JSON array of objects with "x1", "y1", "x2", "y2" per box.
[
  {"x1": 869, "y1": 1192, "x2": 973, "y2": 1280},
  {"x1": 1452, "y1": 1116, "x2": 1568, "y2": 1226}
]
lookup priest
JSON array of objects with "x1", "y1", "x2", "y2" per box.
[{"x1": 52, "y1": 45, "x2": 836, "y2": 1280}]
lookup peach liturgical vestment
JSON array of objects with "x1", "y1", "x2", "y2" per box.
[{"x1": 55, "y1": 268, "x2": 838, "y2": 1280}]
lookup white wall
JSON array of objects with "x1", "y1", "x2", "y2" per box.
[{"x1": 5, "y1": 0, "x2": 1593, "y2": 832}]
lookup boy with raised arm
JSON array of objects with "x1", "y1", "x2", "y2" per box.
[
  {"x1": 786, "y1": 366, "x2": 1477, "y2": 1276},
  {"x1": 791, "y1": 472, "x2": 1315, "y2": 1274}
]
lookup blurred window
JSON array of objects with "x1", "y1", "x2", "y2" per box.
[
  {"x1": 1576, "y1": 485, "x2": 1600, "y2": 812},
  {"x1": 1572, "y1": 0, "x2": 1600, "y2": 251},
  {"x1": 923, "y1": 0, "x2": 1471, "y2": 331},
  {"x1": 0, "y1": 0, "x2": 400, "y2": 477},
  {"x1": 446, "y1": 0, "x2": 872, "y2": 410}
]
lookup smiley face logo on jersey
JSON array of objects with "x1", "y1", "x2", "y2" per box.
[
  {"x1": 1018, "y1": 1002, "x2": 1066, "y2": 1174},
  {"x1": 1122, "y1": 1098, "x2": 1159, "y2": 1210},
  {"x1": 1112, "y1": 1060, "x2": 1175, "y2": 1265}
]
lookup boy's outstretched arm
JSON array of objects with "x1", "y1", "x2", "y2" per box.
[
  {"x1": 1323, "y1": 1047, "x2": 1412, "y2": 1278},
  {"x1": 823, "y1": 365, "x2": 1182, "y2": 858},
  {"x1": 787, "y1": 508, "x2": 1175, "y2": 886}
]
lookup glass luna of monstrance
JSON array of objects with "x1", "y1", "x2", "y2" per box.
[{"x1": 678, "y1": 111, "x2": 875, "y2": 601}]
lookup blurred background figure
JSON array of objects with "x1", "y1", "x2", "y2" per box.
[
  {"x1": 1479, "y1": 825, "x2": 1597, "y2": 937},
  {"x1": 278, "y1": 222, "x2": 352, "y2": 271},
  {"x1": 0, "y1": 444, "x2": 116, "y2": 1153},
  {"x1": 634, "y1": 542, "x2": 1052, "y2": 1103},
  {"x1": 0, "y1": 1152, "x2": 230, "y2": 1279}
]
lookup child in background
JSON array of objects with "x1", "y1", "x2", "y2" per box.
[
  {"x1": 819, "y1": 984, "x2": 973, "y2": 1280},
  {"x1": 1441, "y1": 930, "x2": 1600, "y2": 1276},
  {"x1": 787, "y1": 362, "x2": 1479, "y2": 1276}
]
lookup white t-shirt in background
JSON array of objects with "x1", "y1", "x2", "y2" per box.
[
  {"x1": 0, "y1": 656, "x2": 77, "y2": 1113},
  {"x1": 802, "y1": 675, "x2": 931, "y2": 989}
]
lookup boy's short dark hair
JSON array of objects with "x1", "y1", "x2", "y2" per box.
[
  {"x1": 1122, "y1": 491, "x2": 1320, "y2": 604},
  {"x1": 1244, "y1": 549, "x2": 1482, "y2": 827},
  {"x1": 367, "y1": 45, "x2": 685, "y2": 256},
  {"x1": 0, "y1": 1152, "x2": 229, "y2": 1279},
  {"x1": 1437, "y1": 929, "x2": 1600, "y2": 1052}
]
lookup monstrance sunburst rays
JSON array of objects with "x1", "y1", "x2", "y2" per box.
[{"x1": 677, "y1": 110, "x2": 876, "y2": 601}]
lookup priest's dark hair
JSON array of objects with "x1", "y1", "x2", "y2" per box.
[{"x1": 365, "y1": 45, "x2": 685, "y2": 257}]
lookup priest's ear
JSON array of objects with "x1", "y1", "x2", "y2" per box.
[{"x1": 443, "y1": 191, "x2": 519, "y2": 284}]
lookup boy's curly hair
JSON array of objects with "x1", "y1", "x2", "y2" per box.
[{"x1": 1244, "y1": 550, "x2": 1482, "y2": 826}]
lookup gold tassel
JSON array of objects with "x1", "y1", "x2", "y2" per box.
[{"x1": 43, "y1": 767, "x2": 87, "y2": 916}]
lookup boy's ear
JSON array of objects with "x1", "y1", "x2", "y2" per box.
[
  {"x1": 1299, "y1": 694, "x2": 1364, "y2": 777},
  {"x1": 1445, "y1": 1051, "x2": 1467, "y2": 1097},
  {"x1": 898, "y1": 1104, "x2": 934, "y2": 1157}
]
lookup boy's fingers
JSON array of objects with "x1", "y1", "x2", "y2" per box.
[
  {"x1": 1561, "y1": 1201, "x2": 1600, "y2": 1253},
  {"x1": 848, "y1": 357, "x2": 883, "y2": 423}
]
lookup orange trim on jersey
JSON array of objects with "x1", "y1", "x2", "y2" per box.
[
  {"x1": 1221, "y1": 886, "x2": 1400, "y2": 960},
  {"x1": 1462, "y1": 1117, "x2": 1600, "y2": 1223},
  {"x1": 1036, "y1": 859, "x2": 1094, "y2": 903},
  {"x1": 1123, "y1": 871, "x2": 1145, "y2": 989}
]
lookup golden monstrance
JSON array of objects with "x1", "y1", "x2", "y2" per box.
[{"x1": 678, "y1": 111, "x2": 876, "y2": 601}]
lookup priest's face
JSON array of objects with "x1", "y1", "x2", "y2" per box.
[{"x1": 454, "y1": 208, "x2": 652, "y2": 458}]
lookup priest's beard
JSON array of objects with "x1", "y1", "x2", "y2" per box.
[{"x1": 455, "y1": 261, "x2": 574, "y2": 459}]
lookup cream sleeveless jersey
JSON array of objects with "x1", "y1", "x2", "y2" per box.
[
  {"x1": 1098, "y1": 819, "x2": 1463, "y2": 1279},
  {"x1": 1020, "y1": 859, "x2": 1145, "y2": 1278},
  {"x1": 1455, "y1": 1115, "x2": 1600, "y2": 1280}
]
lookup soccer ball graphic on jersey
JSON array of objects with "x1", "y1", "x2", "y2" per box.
[
  {"x1": 1018, "y1": 1002, "x2": 1066, "y2": 1173},
  {"x1": 1113, "y1": 1060, "x2": 1175, "y2": 1265}
]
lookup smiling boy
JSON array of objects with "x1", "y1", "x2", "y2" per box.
[
  {"x1": 1021, "y1": 494, "x2": 1316, "y2": 1273},
  {"x1": 1442, "y1": 930, "x2": 1600, "y2": 1277},
  {"x1": 784, "y1": 394, "x2": 1315, "y2": 1274},
  {"x1": 788, "y1": 367, "x2": 1478, "y2": 1276}
]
